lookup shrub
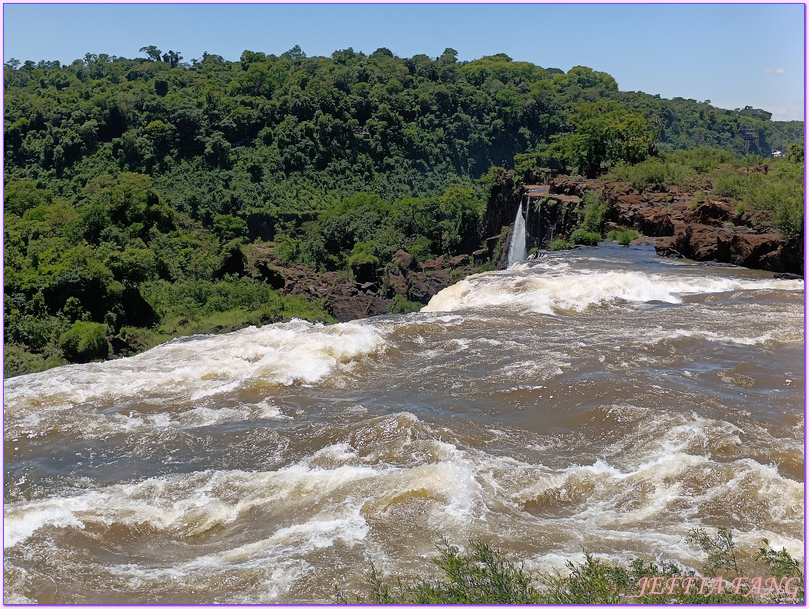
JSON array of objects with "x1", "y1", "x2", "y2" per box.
[
  {"x1": 488, "y1": 225, "x2": 511, "y2": 265},
  {"x1": 344, "y1": 530, "x2": 805, "y2": 605},
  {"x1": 581, "y1": 189, "x2": 606, "y2": 233},
  {"x1": 689, "y1": 191, "x2": 706, "y2": 210},
  {"x1": 550, "y1": 238, "x2": 570, "y2": 251},
  {"x1": 410, "y1": 539, "x2": 542, "y2": 604},
  {"x1": 570, "y1": 229, "x2": 600, "y2": 246},
  {"x1": 342, "y1": 539, "x2": 542, "y2": 604},
  {"x1": 618, "y1": 230, "x2": 639, "y2": 246},
  {"x1": 610, "y1": 155, "x2": 703, "y2": 191},
  {"x1": 407, "y1": 236, "x2": 432, "y2": 263},
  {"x1": 388, "y1": 294, "x2": 424, "y2": 315},
  {"x1": 787, "y1": 143, "x2": 803, "y2": 164},
  {"x1": 58, "y1": 321, "x2": 109, "y2": 362},
  {"x1": 212, "y1": 214, "x2": 247, "y2": 241},
  {"x1": 347, "y1": 241, "x2": 380, "y2": 267},
  {"x1": 4, "y1": 345, "x2": 47, "y2": 377}
]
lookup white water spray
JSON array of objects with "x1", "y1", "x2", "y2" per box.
[{"x1": 507, "y1": 201, "x2": 528, "y2": 268}]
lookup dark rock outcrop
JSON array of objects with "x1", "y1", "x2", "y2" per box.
[
  {"x1": 540, "y1": 174, "x2": 803, "y2": 276},
  {"x1": 243, "y1": 246, "x2": 481, "y2": 323}
]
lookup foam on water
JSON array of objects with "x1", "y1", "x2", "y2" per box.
[
  {"x1": 3, "y1": 504, "x2": 86, "y2": 549},
  {"x1": 4, "y1": 409, "x2": 803, "y2": 603},
  {"x1": 7, "y1": 410, "x2": 801, "y2": 549},
  {"x1": 423, "y1": 268, "x2": 803, "y2": 314},
  {"x1": 4, "y1": 318, "x2": 386, "y2": 414}
]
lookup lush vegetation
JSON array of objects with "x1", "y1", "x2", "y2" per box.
[
  {"x1": 2, "y1": 168, "x2": 334, "y2": 377},
  {"x1": 4, "y1": 46, "x2": 803, "y2": 375},
  {"x1": 607, "y1": 144, "x2": 805, "y2": 238},
  {"x1": 343, "y1": 529, "x2": 804, "y2": 604}
]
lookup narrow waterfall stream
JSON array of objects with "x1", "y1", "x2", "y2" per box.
[{"x1": 506, "y1": 200, "x2": 528, "y2": 267}]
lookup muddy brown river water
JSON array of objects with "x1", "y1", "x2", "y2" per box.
[{"x1": 4, "y1": 244, "x2": 804, "y2": 603}]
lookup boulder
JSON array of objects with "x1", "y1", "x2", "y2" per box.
[
  {"x1": 759, "y1": 238, "x2": 804, "y2": 275},
  {"x1": 392, "y1": 249, "x2": 421, "y2": 273},
  {"x1": 358, "y1": 281, "x2": 378, "y2": 295},
  {"x1": 255, "y1": 261, "x2": 286, "y2": 289},
  {"x1": 383, "y1": 266, "x2": 408, "y2": 299},
  {"x1": 449, "y1": 254, "x2": 470, "y2": 268},
  {"x1": 636, "y1": 208, "x2": 675, "y2": 237},
  {"x1": 717, "y1": 231, "x2": 781, "y2": 267},
  {"x1": 657, "y1": 225, "x2": 790, "y2": 271},
  {"x1": 686, "y1": 200, "x2": 737, "y2": 226},
  {"x1": 351, "y1": 260, "x2": 377, "y2": 284}
]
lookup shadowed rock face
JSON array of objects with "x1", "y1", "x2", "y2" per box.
[{"x1": 242, "y1": 246, "x2": 481, "y2": 323}]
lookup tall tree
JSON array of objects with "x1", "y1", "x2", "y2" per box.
[
  {"x1": 139, "y1": 45, "x2": 162, "y2": 62},
  {"x1": 162, "y1": 50, "x2": 182, "y2": 68}
]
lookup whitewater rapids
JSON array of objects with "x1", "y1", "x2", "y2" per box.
[{"x1": 4, "y1": 244, "x2": 804, "y2": 603}]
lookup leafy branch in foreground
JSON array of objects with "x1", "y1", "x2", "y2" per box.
[
  {"x1": 687, "y1": 526, "x2": 742, "y2": 577},
  {"x1": 341, "y1": 529, "x2": 804, "y2": 604}
]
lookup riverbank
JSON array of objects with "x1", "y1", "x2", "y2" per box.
[
  {"x1": 545, "y1": 173, "x2": 803, "y2": 276},
  {"x1": 241, "y1": 244, "x2": 484, "y2": 323},
  {"x1": 4, "y1": 161, "x2": 802, "y2": 378}
]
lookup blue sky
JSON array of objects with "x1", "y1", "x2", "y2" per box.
[{"x1": 2, "y1": 3, "x2": 805, "y2": 121}]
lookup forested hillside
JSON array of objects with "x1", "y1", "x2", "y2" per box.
[{"x1": 3, "y1": 46, "x2": 804, "y2": 376}]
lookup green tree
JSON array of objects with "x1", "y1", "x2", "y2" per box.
[
  {"x1": 139, "y1": 45, "x2": 162, "y2": 62},
  {"x1": 161, "y1": 50, "x2": 182, "y2": 68},
  {"x1": 212, "y1": 214, "x2": 247, "y2": 242},
  {"x1": 550, "y1": 101, "x2": 655, "y2": 177}
]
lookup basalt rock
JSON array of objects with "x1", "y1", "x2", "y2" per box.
[
  {"x1": 351, "y1": 261, "x2": 377, "y2": 285},
  {"x1": 391, "y1": 249, "x2": 421, "y2": 273},
  {"x1": 120, "y1": 287, "x2": 158, "y2": 327},
  {"x1": 545, "y1": 175, "x2": 801, "y2": 275},
  {"x1": 637, "y1": 209, "x2": 675, "y2": 237},
  {"x1": 550, "y1": 174, "x2": 603, "y2": 197},
  {"x1": 686, "y1": 200, "x2": 737, "y2": 226},
  {"x1": 254, "y1": 261, "x2": 286, "y2": 289},
  {"x1": 449, "y1": 254, "x2": 470, "y2": 268},
  {"x1": 243, "y1": 245, "x2": 481, "y2": 323},
  {"x1": 655, "y1": 224, "x2": 801, "y2": 274}
]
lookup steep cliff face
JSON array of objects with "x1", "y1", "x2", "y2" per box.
[
  {"x1": 523, "y1": 193, "x2": 585, "y2": 250},
  {"x1": 479, "y1": 173, "x2": 585, "y2": 268},
  {"x1": 480, "y1": 170, "x2": 523, "y2": 240}
]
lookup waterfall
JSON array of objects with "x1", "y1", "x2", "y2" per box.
[{"x1": 507, "y1": 201, "x2": 527, "y2": 268}]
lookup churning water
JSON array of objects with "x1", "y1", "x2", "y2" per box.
[{"x1": 4, "y1": 244, "x2": 804, "y2": 603}]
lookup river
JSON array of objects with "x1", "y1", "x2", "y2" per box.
[{"x1": 4, "y1": 243, "x2": 804, "y2": 603}]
